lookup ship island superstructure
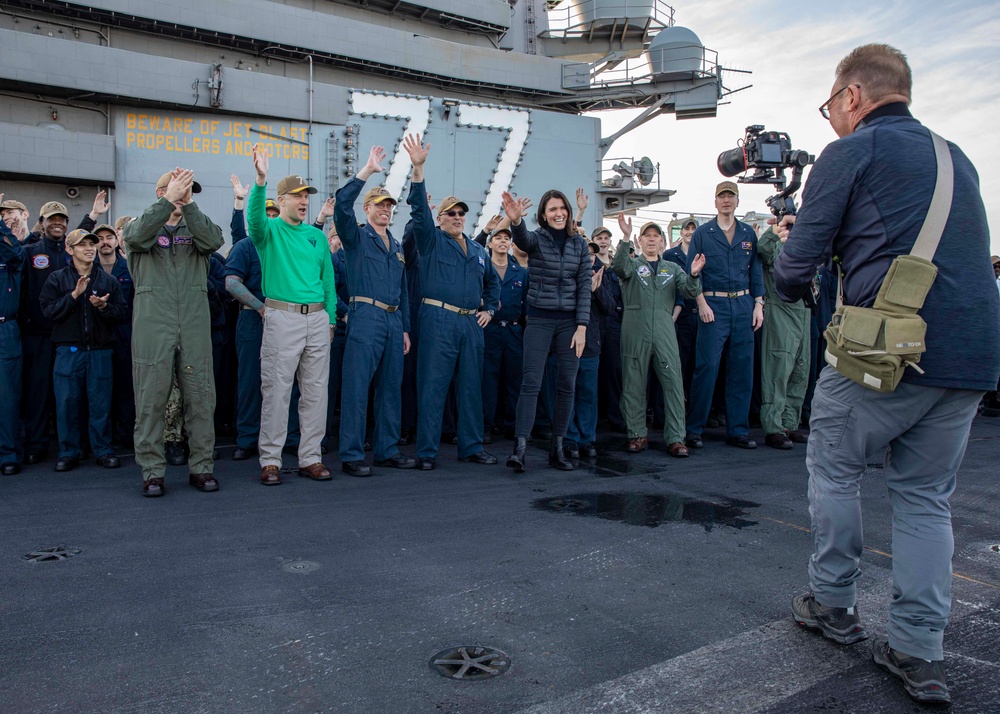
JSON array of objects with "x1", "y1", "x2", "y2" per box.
[{"x1": 0, "y1": 0, "x2": 736, "y2": 235}]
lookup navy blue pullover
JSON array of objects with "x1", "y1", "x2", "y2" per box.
[{"x1": 775, "y1": 105, "x2": 999, "y2": 391}]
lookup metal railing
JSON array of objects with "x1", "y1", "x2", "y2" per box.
[
  {"x1": 600, "y1": 155, "x2": 661, "y2": 191},
  {"x1": 562, "y1": 44, "x2": 718, "y2": 90},
  {"x1": 543, "y1": 0, "x2": 675, "y2": 33}
]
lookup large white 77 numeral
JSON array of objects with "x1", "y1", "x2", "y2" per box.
[
  {"x1": 351, "y1": 91, "x2": 530, "y2": 236},
  {"x1": 350, "y1": 92, "x2": 431, "y2": 204},
  {"x1": 457, "y1": 104, "x2": 530, "y2": 238}
]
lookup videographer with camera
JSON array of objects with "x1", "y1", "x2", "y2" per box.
[{"x1": 773, "y1": 44, "x2": 999, "y2": 704}]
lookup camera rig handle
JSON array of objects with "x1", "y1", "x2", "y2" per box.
[{"x1": 765, "y1": 151, "x2": 811, "y2": 218}]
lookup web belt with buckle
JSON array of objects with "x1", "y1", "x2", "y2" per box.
[
  {"x1": 704, "y1": 290, "x2": 749, "y2": 298},
  {"x1": 351, "y1": 296, "x2": 398, "y2": 313},
  {"x1": 264, "y1": 298, "x2": 326, "y2": 314},
  {"x1": 422, "y1": 298, "x2": 477, "y2": 316}
]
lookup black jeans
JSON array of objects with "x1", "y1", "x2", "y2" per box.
[{"x1": 515, "y1": 317, "x2": 580, "y2": 438}]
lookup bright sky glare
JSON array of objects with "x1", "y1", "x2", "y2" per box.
[{"x1": 594, "y1": 0, "x2": 1000, "y2": 256}]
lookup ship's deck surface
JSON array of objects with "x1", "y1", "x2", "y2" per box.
[{"x1": 2, "y1": 417, "x2": 998, "y2": 713}]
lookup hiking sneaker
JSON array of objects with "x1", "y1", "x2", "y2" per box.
[
  {"x1": 791, "y1": 592, "x2": 867, "y2": 645},
  {"x1": 872, "y1": 640, "x2": 951, "y2": 704}
]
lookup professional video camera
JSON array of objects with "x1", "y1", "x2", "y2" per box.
[{"x1": 717, "y1": 125, "x2": 814, "y2": 218}]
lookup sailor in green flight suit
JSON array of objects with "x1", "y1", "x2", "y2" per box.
[
  {"x1": 613, "y1": 215, "x2": 705, "y2": 458},
  {"x1": 124, "y1": 169, "x2": 224, "y2": 497},
  {"x1": 757, "y1": 225, "x2": 810, "y2": 449}
]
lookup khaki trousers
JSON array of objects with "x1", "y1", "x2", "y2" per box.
[{"x1": 259, "y1": 307, "x2": 330, "y2": 468}]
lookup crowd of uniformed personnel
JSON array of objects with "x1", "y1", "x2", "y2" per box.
[{"x1": 2, "y1": 148, "x2": 997, "y2": 494}]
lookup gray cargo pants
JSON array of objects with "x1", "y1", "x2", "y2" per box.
[{"x1": 805, "y1": 367, "x2": 983, "y2": 661}]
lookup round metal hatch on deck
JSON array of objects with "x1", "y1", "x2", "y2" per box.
[
  {"x1": 281, "y1": 560, "x2": 321, "y2": 574},
  {"x1": 429, "y1": 646, "x2": 510, "y2": 681}
]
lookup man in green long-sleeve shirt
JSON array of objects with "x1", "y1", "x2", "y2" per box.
[
  {"x1": 249, "y1": 144, "x2": 337, "y2": 485},
  {"x1": 124, "y1": 169, "x2": 224, "y2": 497}
]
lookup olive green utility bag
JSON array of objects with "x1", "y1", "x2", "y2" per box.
[
  {"x1": 823, "y1": 130, "x2": 952, "y2": 393},
  {"x1": 824, "y1": 256, "x2": 936, "y2": 392}
]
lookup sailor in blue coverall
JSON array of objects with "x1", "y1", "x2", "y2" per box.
[
  {"x1": 402, "y1": 135, "x2": 500, "y2": 469},
  {"x1": 333, "y1": 144, "x2": 416, "y2": 477},
  {"x1": 685, "y1": 182, "x2": 764, "y2": 449},
  {"x1": 481, "y1": 227, "x2": 528, "y2": 439},
  {"x1": 0, "y1": 209, "x2": 24, "y2": 475},
  {"x1": 326, "y1": 240, "x2": 350, "y2": 439}
]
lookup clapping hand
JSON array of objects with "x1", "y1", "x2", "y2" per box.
[
  {"x1": 164, "y1": 169, "x2": 195, "y2": 206},
  {"x1": 591, "y1": 265, "x2": 604, "y2": 292},
  {"x1": 71, "y1": 275, "x2": 90, "y2": 299},
  {"x1": 89, "y1": 292, "x2": 110, "y2": 311}
]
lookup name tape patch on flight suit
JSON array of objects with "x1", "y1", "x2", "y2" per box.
[
  {"x1": 173, "y1": 235, "x2": 192, "y2": 245},
  {"x1": 32, "y1": 255, "x2": 49, "y2": 269},
  {"x1": 741, "y1": 241, "x2": 753, "y2": 251}
]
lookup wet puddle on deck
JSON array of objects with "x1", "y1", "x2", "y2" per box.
[{"x1": 532, "y1": 492, "x2": 759, "y2": 531}]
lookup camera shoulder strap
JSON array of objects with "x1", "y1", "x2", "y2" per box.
[{"x1": 908, "y1": 130, "x2": 953, "y2": 262}]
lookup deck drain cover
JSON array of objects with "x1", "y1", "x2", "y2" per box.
[
  {"x1": 429, "y1": 646, "x2": 510, "y2": 681},
  {"x1": 22, "y1": 545, "x2": 81, "y2": 563},
  {"x1": 282, "y1": 560, "x2": 320, "y2": 574}
]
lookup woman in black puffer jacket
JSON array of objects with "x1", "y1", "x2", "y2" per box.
[{"x1": 501, "y1": 189, "x2": 591, "y2": 472}]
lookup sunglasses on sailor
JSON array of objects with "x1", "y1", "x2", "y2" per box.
[{"x1": 444, "y1": 210, "x2": 466, "y2": 217}]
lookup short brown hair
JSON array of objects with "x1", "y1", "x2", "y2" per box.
[
  {"x1": 536, "y1": 189, "x2": 573, "y2": 232},
  {"x1": 835, "y1": 44, "x2": 912, "y2": 104}
]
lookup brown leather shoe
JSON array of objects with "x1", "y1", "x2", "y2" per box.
[
  {"x1": 625, "y1": 436, "x2": 648, "y2": 453},
  {"x1": 189, "y1": 472, "x2": 219, "y2": 492},
  {"x1": 667, "y1": 442, "x2": 690, "y2": 458},
  {"x1": 141, "y1": 477, "x2": 164, "y2": 497},
  {"x1": 261, "y1": 465, "x2": 281, "y2": 486},
  {"x1": 298, "y1": 462, "x2": 332, "y2": 481}
]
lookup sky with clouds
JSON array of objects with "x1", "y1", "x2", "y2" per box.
[{"x1": 592, "y1": 0, "x2": 1000, "y2": 255}]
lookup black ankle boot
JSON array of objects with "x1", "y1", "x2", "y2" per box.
[
  {"x1": 549, "y1": 436, "x2": 573, "y2": 471},
  {"x1": 506, "y1": 437, "x2": 527, "y2": 473}
]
